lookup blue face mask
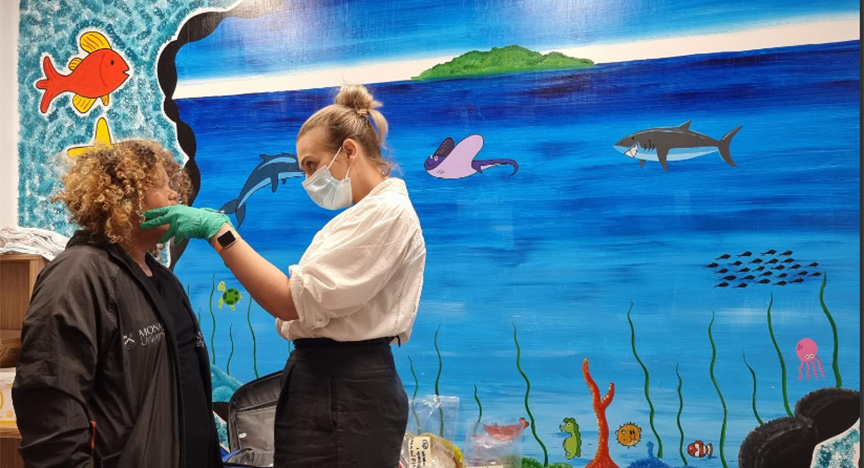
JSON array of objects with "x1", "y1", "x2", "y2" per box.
[{"x1": 302, "y1": 147, "x2": 353, "y2": 210}]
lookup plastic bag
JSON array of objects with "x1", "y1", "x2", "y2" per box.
[
  {"x1": 400, "y1": 395, "x2": 463, "y2": 468},
  {"x1": 462, "y1": 418, "x2": 527, "y2": 468}
]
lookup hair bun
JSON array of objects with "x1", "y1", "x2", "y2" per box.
[{"x1": 335, "y1": 84, "x2": 381, "y2": 114}]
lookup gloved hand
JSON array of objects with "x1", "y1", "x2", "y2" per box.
[{"x1": 140, "y1": 205, "x2": 232, "y2": 244}]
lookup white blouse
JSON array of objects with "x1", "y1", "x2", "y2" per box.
[{"x1": 276, "y1": 177, "x2": 426, "y2": 343}]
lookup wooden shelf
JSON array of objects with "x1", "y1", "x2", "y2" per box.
[
  {"x1": 0, "y1": 254, "x2": 47, "y2": 467},
  {"x1": 0, "y1": 254, "x2": 44, "y2": 262},
  {"x1": 0, "y1": 421, "x2": 19, "y2": 439},
  {"x1": 1, "y1": 254, "x2": 47, "y2": 331}
]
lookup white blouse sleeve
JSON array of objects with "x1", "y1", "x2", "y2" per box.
[{"x1": 288, "y1": 197, "x2": 417, "y2": 329}]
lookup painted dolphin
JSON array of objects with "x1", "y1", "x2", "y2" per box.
[
  {"x1": 425, "y1": 134, "x2": 518, "y2": 179},
  {"x1": 613, "y1": 121, "x2": 742, "y2": 171},
  {"x1": 219, "y1": 153, "x2": 303, "y2": 227}
]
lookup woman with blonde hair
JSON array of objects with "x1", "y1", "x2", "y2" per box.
[
  {"x1": 14, "y1": 140, "x2": 223, "y2": 468},
  {"x1": 143, "y1": 84, "x2": 427, "y2": 466}
]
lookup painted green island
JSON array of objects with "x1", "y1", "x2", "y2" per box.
[{"x1": 412, "y1": 45, "x2": 593, "y2": 81}]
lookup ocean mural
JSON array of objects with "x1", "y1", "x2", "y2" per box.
[
  {"x1": 16, "y1": 0, "x2": 238, "y2": 230},
  {"x1": 15, "y1": 0, "x2": 860, "y2": 467}
]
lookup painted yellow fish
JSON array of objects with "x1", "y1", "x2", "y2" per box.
[{"x1": 616, "y1": 422, "x2": 642, "y2": 447}]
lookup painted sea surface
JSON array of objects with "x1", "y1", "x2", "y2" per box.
[{"x1": 174, "y1": 41, "x2": 860, "y2": 466}]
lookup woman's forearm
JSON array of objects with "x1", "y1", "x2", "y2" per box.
[{"x1": 208, "y1": 225, "x2": 299, "y2": 321}]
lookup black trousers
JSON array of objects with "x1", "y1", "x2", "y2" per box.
[{"x1": 273, "y1": 338, "x2": 409, "y2": 468}]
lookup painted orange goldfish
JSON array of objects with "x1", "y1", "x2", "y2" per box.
[
  {"x1": 483, "y1": 417, "x2": 529, "y2": 441},
  {"x1": 36, "y1": 31, "x2": 129, "y2": 114},
  {"x1": 687, "y1": 440, "x2": 713, "y2": 458}
]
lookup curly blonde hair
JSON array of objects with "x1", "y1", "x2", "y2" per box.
[{"x1": 53, "y1": 140, "x2": 191, "y2": 248}]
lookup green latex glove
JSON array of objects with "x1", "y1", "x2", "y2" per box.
[{"x1": 140, "y1": 205, "x2": 232, "y2": 244}]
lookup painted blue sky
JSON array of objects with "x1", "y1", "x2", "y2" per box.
[{"x1": 175, "y1": 0, "x2": 859, "y2": 81}]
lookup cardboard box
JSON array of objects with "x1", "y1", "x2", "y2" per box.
[
  {"x1": 0, "y1": 330, "x2": 22, "y2": 368},
  {"x1": 0, "y1": 368, "x2": 15, "y2": 422}
]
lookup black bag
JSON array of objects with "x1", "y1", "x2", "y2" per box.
[{"x1": 221, "y1": 371, "x2": 281, "y2": 467}]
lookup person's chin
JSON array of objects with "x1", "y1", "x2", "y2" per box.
[
  {"x1": 141, "y1": 227, "x2": 169, "y2": 248},
  {"x1": 157, "y1": 227, "x2": 172, "y2": 243}
]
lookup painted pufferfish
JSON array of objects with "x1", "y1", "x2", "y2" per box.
[{"x1": 616, "y1": 422, "x2": 642, "y2": 447}]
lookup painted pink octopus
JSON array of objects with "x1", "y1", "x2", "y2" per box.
[{"x1": 796, "y1": 338, "x2": 825, "y2": 381}]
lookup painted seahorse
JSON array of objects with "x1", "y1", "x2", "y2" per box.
[{"x1": 560, "y1": 417, "x2": 583, "y2": 459}]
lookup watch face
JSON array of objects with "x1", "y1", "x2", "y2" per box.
[{"x1": 218, "y1": 230, "x2": 236, "y2": 247}]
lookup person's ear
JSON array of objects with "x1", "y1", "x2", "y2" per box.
[{"x1": 342, "y1": 138, "x2": 359, "y2": 162}]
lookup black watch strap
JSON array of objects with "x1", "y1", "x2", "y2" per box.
[{"x1": 215, "y1": 230, "x2": 238, "y2": 253}]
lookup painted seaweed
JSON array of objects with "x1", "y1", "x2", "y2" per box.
[
  {"x1": 675, "y1": 363, "x2": 688, "y2": 466},
  {"x1": 226, "y1": 323, "x2": 234, "y2": 375},
  {"x1": 408, "y1": 355, "x2": 421, "y2": 432},
  {"x1": 473, "y1": 384, "x2": 483, "y2": 424},
  {"x1": 818, "y1": 274, "x2": 842, "y2": 387},
  {"x1": 434, "y1": 326, "x2": 445, "y2": 437},
  {"x1": 627, "y1": 301, "x2": 663, "y2": 457},
  {"x1": 766, "y1": 292, "x2": 793, "y2": 416},
  {"x1": 246, "y1": 298, "x2": 259, "y2": 378},
  {"x1": 513, "y1": 323, "x2": 548, "y2": 466},
  {"x1": 708, "y1": 312, "x2": 728, "y2": 468},
  {"x1": 209, "y1": 274, "x2": 217, "y2": 365},
  {"x1": 743, "y1": 353, "x2": 763, "y2": 425},
  {"x1": 473, "y1": 383, "x2": 483, "y2": 442}
]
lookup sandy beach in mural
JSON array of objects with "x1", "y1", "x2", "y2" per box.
[{"x1": 173, "y1": 15, "x2": 860, "y2": 98}]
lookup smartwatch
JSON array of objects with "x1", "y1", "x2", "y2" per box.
[{"x1": 214, "y1": 229, "x2": 238, "y2": 254}]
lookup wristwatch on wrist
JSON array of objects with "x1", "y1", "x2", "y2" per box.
[{"x1": 214, "y1": 229, "x2": 238, "y2": 254}]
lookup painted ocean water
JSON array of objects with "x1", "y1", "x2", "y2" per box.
[{"x1": 174, "y1": 40, "x2": 860, "y2": 466}]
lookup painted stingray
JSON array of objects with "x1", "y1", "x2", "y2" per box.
[
  {"x1": 613, "y1": 121, "x2": 742, "y2": 171},
  {"x1": 425, "y1": 134, "x2": 518, "y2": 179}
]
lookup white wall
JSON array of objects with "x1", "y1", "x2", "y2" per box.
[{"x1": 0, "y1": 2, "x2": 19, "y2": 227}]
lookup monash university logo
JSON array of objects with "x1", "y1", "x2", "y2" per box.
[
  {"x1": 122, "y1": 334, "x2": 136, "y2": 350},
  {"x1": 137, "y1": 322, "x2": 165, "y2": 347}
]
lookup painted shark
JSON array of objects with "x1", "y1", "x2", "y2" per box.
[
  {"x1": 613, "y1": 121, "x2": 742, "y2": 171},
  {"x1": 219, "y1": 153, "x2": 303, "y2": 227},
  {"x1": 425, "y1": 134, "x2": 518, "y2": 179}
]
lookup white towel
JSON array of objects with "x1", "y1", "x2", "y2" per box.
[{"x1": 0, "y1": 226, "x2": 70, "y2": 261}]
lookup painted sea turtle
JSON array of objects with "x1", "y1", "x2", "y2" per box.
[{"x1": 217, "y1": 281, "x2": 243, "y2": 311}]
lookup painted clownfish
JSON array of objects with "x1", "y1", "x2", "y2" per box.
[{"x1": 687, "y1": 440, "x2": 713, "y2": 458}]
